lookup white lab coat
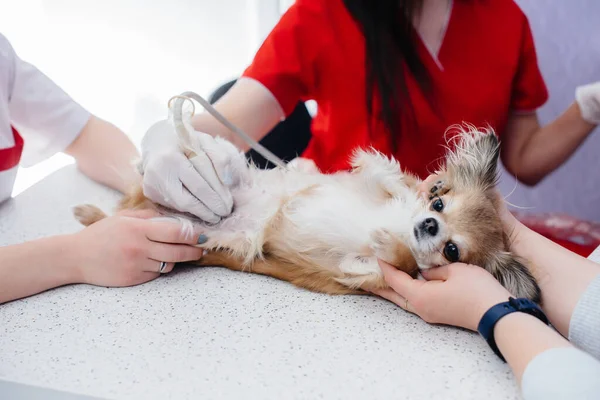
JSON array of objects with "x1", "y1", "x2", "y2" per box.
[{"x1": 0, "y1": 33, "x2": 90, "y2": 203}]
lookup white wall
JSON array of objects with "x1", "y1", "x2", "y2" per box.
[{"x1": 0, "y1": 0, "x2": 282, "y2": 194}]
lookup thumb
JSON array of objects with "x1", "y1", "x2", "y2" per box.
[
  {"x1": 420, "y1": 265, "x2": 451, "y2": 281},
  {"x1": 377, "y1": 259, "x2": 419, "y2": 299}
]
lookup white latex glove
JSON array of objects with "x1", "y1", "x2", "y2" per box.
[
  {"x1": 140, "y1": 119, "x2": 234, "y2": 224},
  {"x1": 576, "y1": 81, "x2": 600, "y2": 125}
]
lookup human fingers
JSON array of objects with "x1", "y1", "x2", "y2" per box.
[
  {"x1": 371, "y1": 288, "x2": 415, "y2": 314},
  {"x1": 420, "y1": 265, "x2": 452, "y2": 281},
  {"x1": 377, "y1": 259, "x2": 421, "y2": 299},
  {"x1": 141, "y1": 152, "x2": 222, "y2": 224},
  {"x1": 146, "y1": 242, "x2": 205, "y2": 264},
  {"x1": 186, "y1": 151, "x2": 233, "y2": 217},
  {"x1": 416, "y1": 174, "x2": 440, "y2": 198},
  {"x1": 143, "y1": 218, "x2": 208, "y2": 246}
]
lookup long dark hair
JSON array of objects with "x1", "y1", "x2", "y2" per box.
[{"x1": 343, "y1": 0, "x2": 432, "y2": 151}]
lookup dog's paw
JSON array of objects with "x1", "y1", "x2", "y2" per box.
[{"x1": 370, "y1": 228, "x2": 398, "y2": 262}]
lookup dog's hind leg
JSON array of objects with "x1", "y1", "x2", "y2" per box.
[
  {"x1": 73, "y1": 205, "x2": 108, "y2": 226},
  {"x1": 195, "y1": 251, "x2": 363, "y2": 295},
  {"x1": 350, "y1": 149, "x2": 419, "y2": 199}
]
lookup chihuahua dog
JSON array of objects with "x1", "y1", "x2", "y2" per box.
[{"x1": 74, "y1": 124, "x2": 540, "y2": 302}]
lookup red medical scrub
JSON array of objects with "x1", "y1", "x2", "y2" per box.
[
  {"x1": 243, "y1": 0, "x2": 600, "y2": 257},
  {"x1": 0, "y1": 128, "x2": 23, "y2": 173},
  {"x1": 0, "y1": 127, "x2": 24, "y2": 202},
  {"x1": 242, "y1": 0, "x2": 548, "y2": 178}
]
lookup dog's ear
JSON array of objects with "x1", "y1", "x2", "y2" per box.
[
  {"x1": 443, "y1": 127, "x2": 501, "y2": 192},
  {"x1": 485, "y1": 252, "x2": 541, "y2": 303}
]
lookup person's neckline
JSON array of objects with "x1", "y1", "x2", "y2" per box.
[{"x1": 412, "y1": 0, "x2": 454, "y2": 70}]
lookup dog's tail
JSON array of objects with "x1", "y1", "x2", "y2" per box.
[{"x1": 73, "y1": 204, "x2": 108, "y2": 226}]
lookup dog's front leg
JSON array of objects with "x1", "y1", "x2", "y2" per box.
[
  {"x1": 335, "y1": 254, "x2": 387, "y2": 290},
  {"x1": 350, "y1": 150, "x2": 418, "y2": 200},
  {"x1": 334, "y1": 240, "x2": 418, "y2": 291},
  {"x1": 369, "y1": 228, "x2": 419, "y2": 278}
]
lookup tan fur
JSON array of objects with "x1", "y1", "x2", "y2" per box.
[
  {"x1": 196, "y1": 251, "x2": 363, "y2": 295},
  {"x1": 119, "y1": 185, "x2": 156, "y2": 211}
]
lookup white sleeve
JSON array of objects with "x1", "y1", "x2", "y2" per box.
[
  {"x1": 569, "y1": 272, "x2": 600, "y2": 359},
  {"x1": 521, "y1": 347, "x2": 600, "y2": 400},
  {"x1": 1, "y1": 33, "x2": 91, "y2": 167}
]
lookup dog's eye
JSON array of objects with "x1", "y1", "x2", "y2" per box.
[
  {"x1": 432, "y1": 198, "x2": 444, "y2": 212},
  {"x1": 444, "y1": 242, "x2": 460, "y2": 262}
]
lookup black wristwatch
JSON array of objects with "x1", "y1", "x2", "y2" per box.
[{"x1": 477, "y1": 297, "x2": 549, "y2": 362}]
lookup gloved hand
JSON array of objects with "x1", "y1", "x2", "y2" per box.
[
  {"x1": 575, "y1": 81, "x2": 600, "y2": 125},
  {"x1": 140, "y1": 119, "x2": 234, "y2": 224}
]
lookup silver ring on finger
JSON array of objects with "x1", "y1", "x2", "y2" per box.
[{"x1": 159, "y1": 261, "x2": 168, "y2": 274}]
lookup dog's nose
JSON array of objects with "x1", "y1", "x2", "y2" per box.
[{"x1": 420, "y1": 218, "x2": 438, "y2": 237}]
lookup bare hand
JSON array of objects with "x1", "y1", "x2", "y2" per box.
[
  {"x1": 71, "y1": 210, "x2": 206, "y2": 287},
  {"x1": 372, "y1": 260, "x2": 512, "y2": 331}
]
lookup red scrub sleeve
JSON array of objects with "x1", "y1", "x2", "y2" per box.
[
  {"x1": 510, "y1": 17, "x2": 549, "y2": 113},
  {"x1": 242, "y1": 0, "x2": 322, "y2": 117}
]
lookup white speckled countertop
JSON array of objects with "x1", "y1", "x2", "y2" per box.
[{"x1": 1, "y1": 166, "x2": 569, "y2": 400}]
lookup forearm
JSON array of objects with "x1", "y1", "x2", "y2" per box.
[
  {"x1": 494, "y1": 312, "x2": 571, "y2": 384},
  {"x1": 0, "y1": 235, "x2": 81, "y2": 304},
  {"x1": 65, "y1": 116, "x2": 141, "y2": 193},
  {"x1": 511, "y1": 223, "x2": 600, "y2": 337},
  {"x1": 503, "y1": 104, "x2": 595, "y2": 185},
  {"x1": 191, "y1": 111, "x2": 253, "y2": 152},
  {"x1": 190, "y1": 77, "x2": 283, "y2": 152}
]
